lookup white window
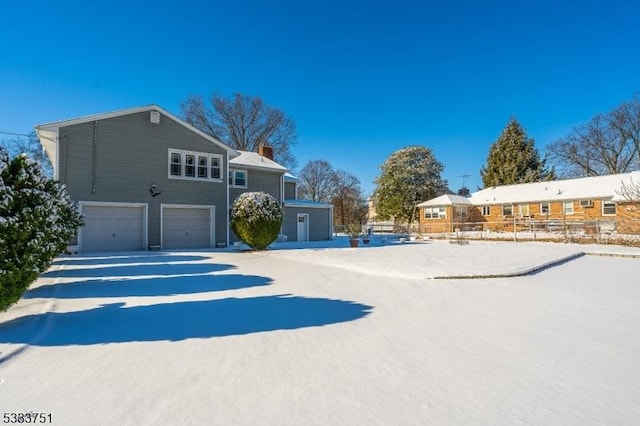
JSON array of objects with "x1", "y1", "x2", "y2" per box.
[
  {"x1": 170, "y1": 152, "x2": 182, "y2": 176},
  {"x1": 210, "y1": 157, "x2": 221, "y2": 179},
  {"x1": 563, "y1": 201, "x2": 574, "y2": 215},
  {"x1": 482, "y1": 206, "x2": 490, "y2": 216},
  {"x1": 185, "y1": 154, "x2": 196, "y2": 177},
  {"x1": 229, "y1": 169, "x2": 247, "y2": 188},
  {"x1": 517, "y1": 204, "x2": 530, "y2": 217},
  {"x1": 602, "y1": 200, "x2": 616, "y2": 215},
  {"x1": 454, "y1": 206, "x2": 467, "y2": 218},
  {"x1": 424, "y1": 207, "x2": 446, "y2": 219},
  {"x1": 502, "y1": 204, "x2": 513, "y2": 216},
  {"x1": 540, "y1": 202, "x2": 549, "y2": 215},
  {"x1": 168, "y1": 149, "x2": 223, "y2": 182}
]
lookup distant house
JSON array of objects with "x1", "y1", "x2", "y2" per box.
[
  {"x1": 36, "y1": 105, "x2": 333, "y2": 252},
  {"x1": 417, "y1": 172, "x2": 640, "y2": 234}
]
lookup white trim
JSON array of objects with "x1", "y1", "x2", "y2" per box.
[
  {"x1": 602, "y1": 199, "x2": 617, "y2": 216},
  {"x1": 168, "y1": 148, "x2": 223, "y2": 183},
  {"x1": 228, "y1": 168, "x2": 248, "y2": 188},
  {"x1": 284, "y1": 201, "x2": 333, "y2": 209},
  {"x1": 160, "y1": 204, "x2": 215, "y2": 250},
  {"x1": 77, "y1": 201, "x2": 148, "y2": 252},
  {"x1": 563, "y1": 200, "x2": 574, "y2": 215}
]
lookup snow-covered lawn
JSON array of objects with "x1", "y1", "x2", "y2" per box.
[{"x1": 1, "y1": 239, "x2": 639, "y2": 425}]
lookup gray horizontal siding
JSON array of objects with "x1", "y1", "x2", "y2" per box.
[
  {"x1": 59, "y1": 111, "x2": 229, "y2": 247},
  {"x1": 283, "y1": 206, "x2": 332, "y2": 241},
  {"x1": 284, "y1": 182, "x2": 296, "y2": 199}
]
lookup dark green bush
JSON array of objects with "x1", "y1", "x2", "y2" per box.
[{"x1": 230, "y1": 192, "x2": 283, "y2": 250}]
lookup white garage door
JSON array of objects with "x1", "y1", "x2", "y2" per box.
[
  {"x1": 162, "y1": 206, "x2": 213, "y2": 249},
  {"x1": 81, "y1": 204, "x2": 145, "y2": 252}
]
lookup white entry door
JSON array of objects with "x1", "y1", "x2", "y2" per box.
[{"x1": 297, "y1": 214, "x2": 309, "y2": 241}]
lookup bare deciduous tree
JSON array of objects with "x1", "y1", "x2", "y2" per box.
[
  {"x1": 616, "y1": 176, "x2": 640, "y2": 233},
  {"x1": 181, "y1": 93, "x2": 298, "y2": 169},
  {"x1": 332, "y1": 170, "x2": 368, "y2": 226},
  {"x1": 1, "y1": 132, "x2": 53, "y2": 177},
  {"x1": 546, "y1": 96, "x2": 640, "y2": 178},
  {"x1": 297, "y1": 159, "x2": 336, "y2": 203}
]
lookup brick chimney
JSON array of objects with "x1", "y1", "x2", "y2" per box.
[{"x1": 258, "y1": 145, "x2": 274, "y2": 160}]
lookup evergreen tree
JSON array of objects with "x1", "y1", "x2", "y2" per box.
[
  {"x1": 481, "y1": 118, "x2": 554, "y2": 187},
  {"x1": 373, "y1": 146, "x2": 446, "y2": 224},
  {"x1": 0, "y1": 148, "x2": 82, "y2": 311}
]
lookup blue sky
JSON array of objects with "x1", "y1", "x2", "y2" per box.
[{"x1": 1, "y1": 0, "x2": 639, "y2": 196}]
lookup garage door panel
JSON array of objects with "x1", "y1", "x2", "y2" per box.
[
  {"x1": 81, "y1": 205, "x2": 145, "y2": 252},
  {"x1": 162, "y1": 207, "x2": 212, "y2": 249}
]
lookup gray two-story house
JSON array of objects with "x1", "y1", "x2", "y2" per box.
[{"x1": 36, "y1": 105, "x2": 333, "y2": 252}]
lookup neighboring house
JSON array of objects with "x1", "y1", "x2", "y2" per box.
[
  {"x1": 417, "y1": 172, "x2": 640, "y2": 234},
  {"x1": 35, "y1": 105, "x2": 332, "y2": 252}
]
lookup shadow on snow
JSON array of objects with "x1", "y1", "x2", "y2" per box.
[
  {"x1": 0, "y1": 295, "x2": 373, "y2": 346},
  {"x1": 25, "y1": 273, "x2": 272, "y2": 299},
  {"x1": 52, "y1": 254, "x2": 211, "y2": 266},
  {"x1": 42, "y1": 262, "x2": 236, "y2": 279}
]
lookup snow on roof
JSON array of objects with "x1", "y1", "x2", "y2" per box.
[
  {"x1": 417, "y1": 171, "x2": 640, "y2": 207},
  {"x1": 284, "y1": 199, "x2": 333, "y2": 208},
  {"x1": 416, "y1": 194, "x2": 472, "y2": 207},
  {"x1": 229, "y1": 150, "x2": 288, "y2": 172},
  {"x1": 470, "y1": 171, "x2": 640, "y2": 205},
  {"x1": 284, "y1": 172, "x2": 298, "y2": 182}
]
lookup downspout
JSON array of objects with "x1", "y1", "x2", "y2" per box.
[
  {"x1": 226, "y1": 153, "x2": 230, "y2": 246},
  {"x1": 91, "y1": 121, "x2": 97, "y2": 193}
]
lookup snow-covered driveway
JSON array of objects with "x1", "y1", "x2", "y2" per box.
[{"x1": 1, "y1": 240, "x2": 639, "y2": 425}]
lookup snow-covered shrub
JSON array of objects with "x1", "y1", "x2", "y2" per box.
[
  {"x1": 230, "y1": 192, "x2": 283, "y2": 250},
  {"x1": 0, "y1": 148, "x2": 83, "y2": 311}
]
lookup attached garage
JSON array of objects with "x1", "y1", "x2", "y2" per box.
[
  {"x1": 79, "y1": 203, "x2": 147, "y2": 252},
  {"x1": 161, "y1": 204, "x2": 215, "y2": 250}
]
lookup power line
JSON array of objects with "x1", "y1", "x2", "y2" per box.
[{"x1": 0, "y1": 131, "x2": 34, "y2": 138}]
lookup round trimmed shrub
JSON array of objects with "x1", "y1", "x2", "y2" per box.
[{"x1": 230, "y1": 192, "x2": 284, "y2": 250}]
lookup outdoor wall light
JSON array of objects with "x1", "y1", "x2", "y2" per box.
[{"x1": 149, "y1": 184, "x2": 162, "y2": 197}]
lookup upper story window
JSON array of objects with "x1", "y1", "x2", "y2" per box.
[
  {"x1": 602, "y1": 200, "x2": 616, "y2": 215},
  {"x1": 229, "y1": 169, "x2": 247, "y2": 188},
  {"x1": 168, "y1": 149, "x2": 223, "y2": 182}
]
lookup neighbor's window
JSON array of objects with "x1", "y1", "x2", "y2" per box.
[
  {"x1": 482, "y1": 206, "x2": 490, "y2": 216},
  {"x1": 602, "y1": 200, "x2": 616, "y2": 215},
  {"x1": 168, "y1": 149, "x2": 223, "y2": 181},
  {"x1": 518, "y1": 204, "x2": 530, "y2": 216},
  {"x1": 424, "y1": 207, "x2": 446, "y2": 219},
  {"x1": 563, "y1": 201, "x2": 574, "y2": 215},
  {"x1": 540, "y1": 202, "x2": 549, "y2": 215},
  {"x1": 229, "y1": 169, "x2": 247, "y2": 188},
  {"x1": 502, "y1": 204, "x2": 513, "y2": 216}
]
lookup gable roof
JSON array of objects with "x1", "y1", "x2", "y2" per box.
[
  {"x1": 35, "y1": 105, "x2": 239, "y2": 172},
  {"x1": 417, "y1": 194, "x2": 472, "y2": 207},
  {"x1": 417, "y1": 171, "x2": 640, "y2": 207},
  {"x1": 229, "y1": 150, "x2": 288, "y2": 173},
  {"x1": 471, "y1": 171, "x2": 640, "y2": 205}
]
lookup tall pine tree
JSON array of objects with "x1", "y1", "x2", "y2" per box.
[{"x1": 481, "y1": 118, "x2": 554, "y2": 188}]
